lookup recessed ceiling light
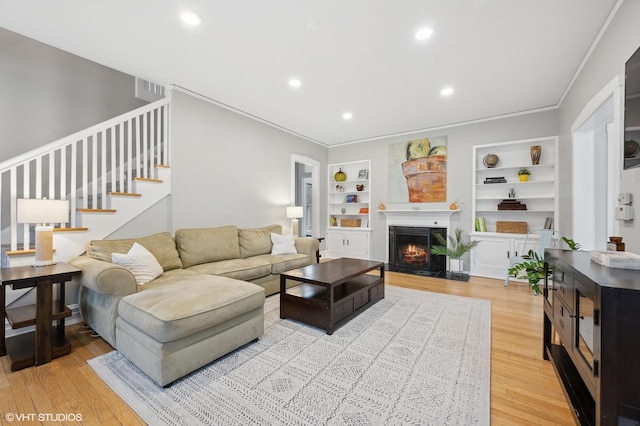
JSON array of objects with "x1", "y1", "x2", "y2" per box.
[
  {"x1": 289, "y1": 79, "x2": 302, "y2": 88},
  {"x1": 181, "y1": 11, "x2": 202, "y2": 26},
  {"x1": 415, "y1": 27, "x2": 433, "y2": 41},
  {"x1": 441, "y1": 87, "x2": 454, "y2": 96},
  {"x1": 342, "y1": 112, "x2": 353, "y2": 120},
  {"x1": 307, "y1": 20, "x2": 324, "y2": 32}
]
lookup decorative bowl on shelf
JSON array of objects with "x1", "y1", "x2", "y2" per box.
[
  {"x1": 356, "y1": 184, "x2": 364, "y2": 191},
  {"x1": 482, "y1": 153, "x2": 499, "y2": 168},
  {"x1": 624, "y1": 140, "x2": 640, "y2": 158}
]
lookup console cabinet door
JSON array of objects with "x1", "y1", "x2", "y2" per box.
[{"x1": 470, "y1": 235, "x2": 510, "y2": 278}]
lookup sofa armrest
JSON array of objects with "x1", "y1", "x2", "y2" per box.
[
  {"x1": 69, "y1": 256, "x2": 137, "y2": 296},
  {"x1": 294, "y1": 237, "x2": 320, "y2": 264}
]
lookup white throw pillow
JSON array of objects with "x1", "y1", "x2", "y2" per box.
[
  {"x1": 270, "y1": 233, "x2": 298, "y2": 255},
  {"x1": 112, "y1": 242, "x2": 163, "y2": 285}
]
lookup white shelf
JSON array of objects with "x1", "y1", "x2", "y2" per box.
[
  {"x1": 476, "y1": 195, "x2": 554, "y2": 201},
  {"x1": 476, "y1": 163, "x2": 554, "y2": 173}
]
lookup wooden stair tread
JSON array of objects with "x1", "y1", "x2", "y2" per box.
[
  {"x1": 4, "y1": 249, "x2": 56, "y2": 256},
  {"x1": 108, "y1": 192, "x2": 142, "y2": 197},
  {"x1": 78, "y1": 208, "x2": 117, "y2": 213},
  {"x1": 133, "y1": 177, "x2": 163, "y2": 183},
  {"x1": 54, "y1": 227, "x2": 88, "y2": 232}
]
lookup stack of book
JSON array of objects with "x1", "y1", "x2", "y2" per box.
[
  {"x1": 484, "y1": 176, "x2": 506, "y2": 184},
  {"x1": 497, "y1": 199, "x2": 527, "y2": 210}
]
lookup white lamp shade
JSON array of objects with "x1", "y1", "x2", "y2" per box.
[
  {"x1": 286, "y1": 206, "x2": 304, "y2": 219},
  {"x1": 17, "y1": 199, "x2": 69, "y2": 224}
]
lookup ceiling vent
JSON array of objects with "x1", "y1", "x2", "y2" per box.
[{"x1": 135, "y1": 78, "x2": 166, "y2": 102}]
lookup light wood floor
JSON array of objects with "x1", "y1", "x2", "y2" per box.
[{"x1": 0, "y1": 272, "x2": 574, "y2": 425}]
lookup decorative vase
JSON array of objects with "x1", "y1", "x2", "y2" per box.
[
  {"x1": 334, "y1": 168, "x2": 347, "y2": 182},
  {"x1": 356, "y1": 184, "x2": 364, "y2": 191},
  {"x1": 482, "y1": 153, "x2": 499, "y2": 168},
  {"x1": 530, "y1": 145, "x2": 541, "y2": 165}
]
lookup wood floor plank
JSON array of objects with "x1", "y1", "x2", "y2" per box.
[{"x1": 0, "y1": 270, "x2": 574, "y2": 425}]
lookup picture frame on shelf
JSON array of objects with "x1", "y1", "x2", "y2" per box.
[
  {"x1": 345, "y1": 194, "x2": 358, "y2": 203},
  {"x1": 358, "y1": 169, "x2": 368, "y2": 180}
]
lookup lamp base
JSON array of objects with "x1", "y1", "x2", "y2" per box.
[
  {"x1": 34, "y1": 225, "x2": 55, "y2": 267},
  {"x1": 292, "y1": 219, "x2": 299, "y2": 236}
]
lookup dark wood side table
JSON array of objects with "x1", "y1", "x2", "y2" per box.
[{"x1": 0, "y1": 263, "x2": 81, "y2": 371}]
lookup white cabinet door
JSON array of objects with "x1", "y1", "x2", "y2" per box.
[
  {"x1": 470, "y1": 235, "x2": 510, "y2": 279},
  {"x1": 344, "y1": 231, "x2": 370, "y2": 259},
  {"x1": 325, "y1": 229, "x2": 371, "y2": 259},
  {"x1": 326, "y1": 230, "x2": 347, "y2": 256}
]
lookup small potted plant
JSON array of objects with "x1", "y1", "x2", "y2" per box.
[
  {"x1": 518, "y1": 168, "x2": 530, "y2": 182},
  {"x1": 430, "y1": 228, "x2": 479, "y2": 276}
]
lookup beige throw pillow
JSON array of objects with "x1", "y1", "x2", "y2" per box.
[
  {"x1": 270, "y1": 233, "x2": 297, "y2": 255},
  {"x1": 112, "y1": 242, "x2": 163, "y2": 285}
]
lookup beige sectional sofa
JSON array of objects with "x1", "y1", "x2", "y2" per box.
[{"x1": 70, "y1": 224, "x2": 319, "y2": 386}]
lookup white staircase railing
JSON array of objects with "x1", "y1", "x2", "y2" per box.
[{"x1": 0, "y1": 97, "x2": 170, "y2": 258}]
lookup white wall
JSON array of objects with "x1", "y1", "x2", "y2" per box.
[
  {"x1": 0, "y1": 27, "x2": 147, "y2": 163},
  {"x1": 558, "y1": 0, "x2": 640, "y2": 253},
  {"x1": 328, "y1": 110, "x2": 558, "y2": 262},
  {"x1": 169, "y1": 89, "x2": 328, "y2": 232}
]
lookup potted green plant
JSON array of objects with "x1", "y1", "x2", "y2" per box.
[
  {"x1": 507, "y1": 250, "x2": 546, "y2": 295},
  {"x1": 509, "y1": 236, "x2": 581, "y2": 295},
  {"x1": 518, "y1": 168, "x2": 531, "y2": 182},
  {"x1": 430, "y1": 228, "x2": 479, "y2": 275}
]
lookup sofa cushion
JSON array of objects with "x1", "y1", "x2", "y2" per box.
[
  {"x1": 87, "y1": 232, "x2": 183, "y2": 271},
  {"x1": 252, "y1": 253, "x2": 312, "y2": 275},
  {"x1": 270, "y1": 233, "x2": 297, "y2": 255},
  {"x1": 186, "y1": 258, "x2": 272, "y2": 281},
  {"x1": 118, "y1": 269, "x2": 265, "y2": 343},
  {"x1": 175, "y1": 226, "x2": 240, "y2": 268},
  {"x1": 111, "y1": 243, "x2": 163, "y2": 285},
  {"x1": 238, "y1": 224, "x2": 282, "y2": 259}
]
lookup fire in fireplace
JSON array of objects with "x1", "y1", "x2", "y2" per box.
[{"x1": 388, "y1": 226, "x2": 446, "y2": 274}]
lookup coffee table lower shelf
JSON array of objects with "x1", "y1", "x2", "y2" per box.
[{"x1": 281, "y1": 274, "x2": 384, "y2": 334}]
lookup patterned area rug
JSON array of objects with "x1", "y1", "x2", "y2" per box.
[{"x1": 88, "y1": 285, "x2": 491, "y2": 425}]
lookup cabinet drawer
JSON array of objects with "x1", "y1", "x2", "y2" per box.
[
  {"x1": 369, "y1": 282, "x2": 385, "y2": 302},
  {"x1": 333, "y1": 299, "x2": 354, "y2": 323},
  {"x1": 553, "y1": 267, "x2": 574, "y2": 309},
  {"x1": 552, "y1": 298, "x2": 572, "y2": 345},
  {"x1": 353, "y1": 289, "x2": 369, "y2": 311}
]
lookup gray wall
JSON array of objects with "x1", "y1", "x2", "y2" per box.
[
  {"x1": 558, "y1": 0, "x2": 640, "y2": 253},
  {"x1": 0, "y1": 27, "x2": 147, "y2": 162},
  {"x1": 169, "y1": 89, "x2": 328, "y2": 232},
  {"x1": 328, "y1": 110, "x2": 558, "y2": 262}
]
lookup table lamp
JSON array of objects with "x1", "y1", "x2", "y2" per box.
[
  {"x1": 286, "y1": 206, "x2": 304, "y2": 236},
  {"x1": 17, "y1": 198, "x2": 69, "y2": 266}
]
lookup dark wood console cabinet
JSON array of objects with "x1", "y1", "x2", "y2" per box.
[{"x1": 543, "y1": 249, "x2": 640, "y2": 426}]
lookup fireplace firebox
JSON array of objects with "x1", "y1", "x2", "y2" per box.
[{"x1": 388, "y1": 226, "x2": 446, "y2": 274}]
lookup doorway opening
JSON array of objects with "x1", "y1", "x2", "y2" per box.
[
  {"x1": 571, "y1": 76, "x2": 623, "y2": 250},
  {"x1": 291, "y1": 155, "x2": 320, "y2": 237}
]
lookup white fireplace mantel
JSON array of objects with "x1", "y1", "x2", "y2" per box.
[{"x1": 378, "y1": 209, "x2": 459, "y2": 227}]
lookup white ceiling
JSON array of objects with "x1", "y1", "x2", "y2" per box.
[{"x1": 0, "y1": 0, "x2": 619, "y2": 146}]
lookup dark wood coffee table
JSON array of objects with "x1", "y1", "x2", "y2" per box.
[{"x1": 280, "y1": 258, "x2": 385, "y2": 334}]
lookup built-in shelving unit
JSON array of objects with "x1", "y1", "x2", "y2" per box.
[
  {"x1": 326, "y1": 160, "x2": 372, "y2": 259},
  {"x1": 470, "y1": 136, "x2": 559, "y2": 279}
]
